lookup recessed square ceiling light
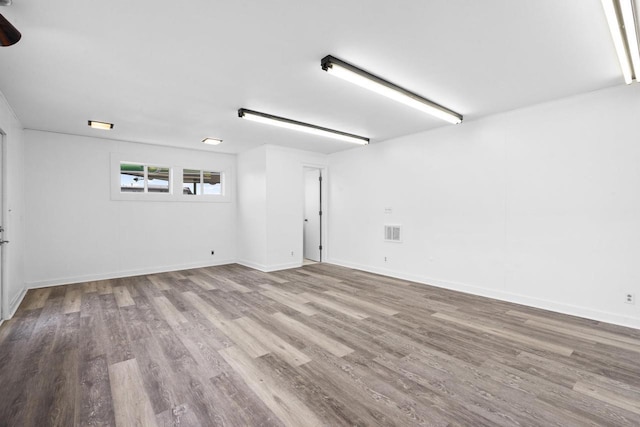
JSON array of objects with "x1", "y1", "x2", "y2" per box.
[
  {"x1": 202, "y1": 138, "x2": 223, "y2": 145},
  {"x1": 88, "y1": 120, "x2": 114, "y2": 130}
]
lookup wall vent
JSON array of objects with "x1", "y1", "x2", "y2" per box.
[{"x1": 384, "y1": 225, "x2": 402, "y2": 242}]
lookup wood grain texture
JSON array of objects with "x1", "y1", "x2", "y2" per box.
[
  {"x1": 152, "y1": 296, "x2": 188, "y2": 327},
  {"x1": 233, "y1": 316, "x2": 311, "y2": 367},
  {"x1": 218, "y1": 346, "x2": 323, "y2": 427},
  {"x1": 301, "y1": 291, "x2": 369, "y2": 319},
  {"x1": 182, "y1": 291, "x2": 268, "y2": 358},
  {"x1": 323, "y1": 289, "x2": 399, "y2": 316},
  {"x1": 109, "y1": 358, "x2": 158, "y2": 427},
  {"x1": 259, "y1": 284, "x2": 319, "y2": 316},
  {"x1": 271, "y1": 311, "x2": 354, "y2": 357},
  {"x1": 1, "y1": 263, "x2": 639, "y2": 426},
  {"x1": 113, "y1": 286, "x2": 135, "y2": 308},
  {"x1": 21, "y1": 288, "x2": 51, "y2": 310},
  {"x1": 63, "y1": 288, "x2": 82, "y2": 314},
  {"x1": 432, "y1": 311, "x2": 575, "y2": 356}
]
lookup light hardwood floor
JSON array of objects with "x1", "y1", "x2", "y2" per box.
[{"x1": 1, "y1": 263, "x2": 640, "y2": 426}]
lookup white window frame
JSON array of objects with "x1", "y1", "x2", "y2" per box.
[
  {"x1": 111, "y1": 153, "x2": 230, "y2": 202},
  {"x1": 181, "y1": 169, "x2": 225, "y2": 198},
  {"x1": 119, "y1": 162, "x2": 172, "y2": 195}
]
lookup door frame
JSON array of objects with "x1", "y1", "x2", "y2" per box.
[{"x1": 302, "y1": 164, "x2": 328, "y2": 264}]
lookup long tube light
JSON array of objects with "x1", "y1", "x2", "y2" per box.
[
  {"x1": 601, "y1": 0, "x2": 640, "y2": 84},
  {"x1": 321, "y1": 55, "x2": 462, "y2": 125},
  {"x1": 238, "y1": 108, "x2": 369, "y2": 145},
  {"x1": 621, "y1": 0, "x2": 640, "y2": 79}
]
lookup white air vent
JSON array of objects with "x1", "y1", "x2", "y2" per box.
[{"x1": 384, "y1": 225, "x2": 402, "y2": 242}]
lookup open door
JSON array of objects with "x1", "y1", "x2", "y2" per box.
[{"x1": 303, "y1": 168, "x2": 321, "y2": 262}]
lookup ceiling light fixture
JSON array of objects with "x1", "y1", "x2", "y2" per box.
[
  {"x1": 88, "y1": 120, "x2": 114, "y2": 130},
  {"x1": 601, "y1": 0, "x2": 640, "y2": 84},
  {"x1": 0, "y1": 0, "x2": 21, "y2": 47},
  {"x1": 321, "y1": 55, "x2": 462, "y2": 125},
  {"x1": 202, "y1": 138, "x2": 223, "y2": 145},
  {"x1": 238, "y1": 108, "x2": 369, "y2": 145}
]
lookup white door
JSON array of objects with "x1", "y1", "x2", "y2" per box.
[
  {"x1": 0, "y1": 132, "x2": 4, "y2": 320},
  {"x1": 303, "y1": 169, "x2": 321, "y2": 262}
]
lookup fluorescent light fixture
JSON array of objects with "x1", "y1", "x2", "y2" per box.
[
  {"x1": 238, "y1": 108, "x2": 369, "y2": 145},
  {"x1": 88, "y1": 120, "x2": 114, "y2": 130},
  {"x1": 601, "y1": 0, "x2": 640, "y2": 84},
  {"x1": 321, "y1": 55, "x2": 462, "y2": 124},
  {"x1": 202, "y1": 138, "x2": 223, "y2": 145},
  {"x1": 621, "y1": 0, "x2": 640, "y2": 80}
]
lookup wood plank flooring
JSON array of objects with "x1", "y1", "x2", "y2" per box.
[{"x1": 1, "y1": 263, "x2": 640, "y2": 426}]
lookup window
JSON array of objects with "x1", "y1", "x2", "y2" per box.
[
  {"x1": 112, "y1": 153, "x2": 230, "y2": 202},
  {"x1": 120, "y1": 163, "x2": 171, "y2": 193},
  {"x1": 183, "y1": 169, "x2": 222, "y2": 196},
  {"x1": 120, "y1": 164, "x2": 144, "y2": 192},
  {"x1": 148, "y1": 166, "x2": 170, "y2": 193}
]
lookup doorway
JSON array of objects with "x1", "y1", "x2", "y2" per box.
[{"x1": 303, "y1": 167, "x2": 322, "y2": 263}]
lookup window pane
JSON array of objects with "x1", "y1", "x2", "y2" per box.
[
  {"x1": 202, "y1": 171, "x2": 222, "y2": 195},
  {"x1": 120, "y1": 163, "x2": 144, "y2": 192},
  {"x1": 183, "y1": 169, "x2": 200, "y2": 195},
  {"x1": 148, "y1": 166, "x2": 170, "y2": 193}
]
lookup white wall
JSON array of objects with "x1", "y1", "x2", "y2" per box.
[
  {"x1": 237, "y1": 145, "x2": 327, "y2": 271},
  {"x1": 0, "y1": 91, "x2": 26, "y2": 318},
  {"x1": 328, "y1": 84, "x2": 640, "y2": 329},
  {"x1": 13, "y1": 83, "x2": 640, "y2": 329},
  {"x1": 237, "y1": 145, "x2": 268, "y2": 269},
  {"x1": 24, "y1": 130, "x2": 237, "y2": 287},
  {"x1": 265, "y1": 146, "x2": 327, "y2": 269}
]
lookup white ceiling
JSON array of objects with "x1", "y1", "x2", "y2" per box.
[{"x1": 0, "y1": 0, "x2": 625, "y2": 154}]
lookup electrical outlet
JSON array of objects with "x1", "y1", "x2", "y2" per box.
[
  {"x1": 384, "y1": 256, "x2": 387, "y2": 262},
  {"x1": 211, "y1": 250, "x2": 215, "y2": 255},
  {"x1": 291, "y1": 251, "x2": 294, "y2": 256},
  {"x1": 625, "y1": 293, "x2": 635, "y2": 304}
]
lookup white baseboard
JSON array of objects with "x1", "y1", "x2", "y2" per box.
[
  {"x1": 6, "y1": 287, "x2": 27, "y2": 319},
  {"x1": 26, "y1": 259, "x2": 236, "y2": 289},
  {"x1": 327, "y1": 258, "x2": 640, "y2": 330},
  {"x1": 236, "y1": 259, "x2": 269, "y2": 272},
  {"x1": 265, "y1": 261, "x2": 303, "y2": 272},
  {"x1": 22, "y1": 255, "x2": 638, "y2": 330},
  {"x1": 237, "y1": 259, "x2": 302, "y2": 272}
]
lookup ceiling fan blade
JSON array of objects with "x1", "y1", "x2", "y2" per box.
[{"x1": 0, "y1": 13, "x2": 21, "y2": 47}]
